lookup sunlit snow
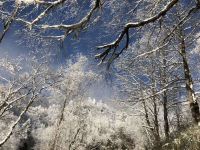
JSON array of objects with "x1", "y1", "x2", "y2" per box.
[{"x1": 16, "y1": 0, "x2": 35, "y2": 4}]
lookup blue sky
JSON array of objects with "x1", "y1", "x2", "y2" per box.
[{"x1": 0, "y1": 0, "x2": 198, "y2": 65}]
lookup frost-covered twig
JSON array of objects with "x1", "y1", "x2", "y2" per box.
[
  {"x1": 0, "y1": 4, "x2": 19, "y2": 43},
  {"x1": 96, "y1": 0, "x2": 179, "y2": 61},
  {"x1": 0, "y1": 90, "x2": 36, "y2": 147}
]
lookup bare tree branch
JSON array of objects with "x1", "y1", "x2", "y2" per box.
[
  {"x1": 0, "y1": 90, "x2": 36, "y2": 147},
  {"x1": 0, "y1": 4, "x2": 19, "y2": 43},
  {"x1": 95, "y1": 0, "x2": 179, "y2": 64}
]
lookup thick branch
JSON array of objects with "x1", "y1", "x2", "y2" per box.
[
  {"x1": 96, "y1": 0, "x2": 179, "y2": 64},
  {"x1": 97, "y1": 0, "x2": 178, "y2": 50},
  {"x1": 1, "y1": 0, "x2": 100, "y2": 42},
  {"x1": 0, "y1": 4, "x2": 19, "y2": 43},
  {"x1": 30, "y1": 0, "x2": 67, "y2": 27},
  {"x1": 40, "y1": 0, "x2": 101, "y2": 31}
]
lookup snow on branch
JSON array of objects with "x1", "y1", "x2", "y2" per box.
[
  {"x1": 29, "y1": 0, "x2": 67, "y2": 27},
  {"x1": 0, "y1": 91, "x2": 36, "y2": 147},
  {"x1": 36, "y1": 0, "x2": 101, "y2": 40},
  {"x1": 95, "y1": 0, "x2": 179, "y2": 66},
  {"x1": 0, "y1": 4, "x2": 19, "y2": 43},
  {"x1": 25, "y1": 0, "x2": 101, "y2": 30},
  {"x1": 1, "y1": 0, "x2": 101, "y2": 41}
]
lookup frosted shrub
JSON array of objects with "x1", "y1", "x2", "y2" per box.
[
  {"x1": 0, "y1": 55, "x2": 136, "y2": 149},
  {"x1": 35, "y1": 98, "x2": 135, "y2": 150}
]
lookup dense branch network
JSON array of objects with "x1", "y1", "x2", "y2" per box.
[
  {"x1": 95, "y1": 0, "x2": 200, "y2": 66},
  {"x1": 0, "y1": 4, "x2": 19, "y2": 43},
  {"x1": 29, "y1": 0, "x2": 101, "y2": 30},
  {"x1": 0, "y1": 0, "x2": 101, "y2": 42}
]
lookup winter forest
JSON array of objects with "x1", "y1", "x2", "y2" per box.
[{"x1": 0, "y1": 0, "x2": 200, "y2": 150}]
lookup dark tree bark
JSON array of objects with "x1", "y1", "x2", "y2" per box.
[
  {"x1": 163, "y1": 90, "x2": 169, "y2": 139},
  {"x1": 161, "y1": 50, "x2": 170, "y2": 139},
  {"x1": 178, "y1": 27, "x2": 200, "y2": 124}
]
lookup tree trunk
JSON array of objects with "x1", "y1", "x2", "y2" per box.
[
  {"x1": 140, "y1": 87, "x2": 151, "y2": 128},
  {"x1": 142, "y1": 98, "x2": 151, "y2": 128},
  {"x1": 161, "y1": 50, "x2": 170, "y2": 139},
  {"x1": 152, "y1": 97, "x2": 160, "y2": 142},
  {"x1": 163, "y1": 90, "x2": 169, "y2": 139},
  {"x1": 175, "y1": 103, "x2": 181, "y2": 131},
  {"x1": 179, "y1": 28, "x2": 200, "y2": 124},
  {"x1": 150, "y1": 60, "x2": 160, "y2": 143},
  {"x1": 50, "y1": 98, "x2": 68, "y2": 150}
]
